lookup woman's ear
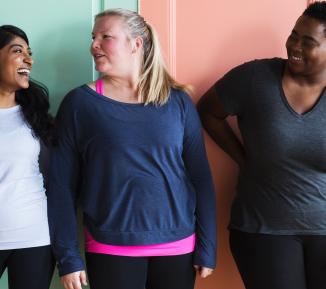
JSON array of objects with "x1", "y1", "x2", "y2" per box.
[{"x1": 132, "y1": 37, "x2": 143, "y2": 53}]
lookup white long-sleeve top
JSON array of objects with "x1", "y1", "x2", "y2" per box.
[{"x1": 0, "y1": 105, "x2": 50, "y2": 249}]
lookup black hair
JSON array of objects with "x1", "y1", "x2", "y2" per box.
[
  {"x1": 0, "y1": 25, "x2": 54, "y2": 146},
  {"x1": 303, "y1": 1, "x2": 326, "y2": 36}
]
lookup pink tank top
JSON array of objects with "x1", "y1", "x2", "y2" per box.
[
  {"x1": 85, "y1": 229, "x2": 195, "y2": 256},
  {"x1": 84, "y1": 79, "x2": 195, "y2": 256},
  {"x1": 95, "y1": 78, "x2": 104, "y2": 95}
]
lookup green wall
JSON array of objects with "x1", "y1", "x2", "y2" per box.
[
  {"x1": 0, "y1": 0, "x2": 137, "y2": 288},
  {"x1": 104, "y1": 0, "x2": 138, "y2": 11},
  {"x1": 0, "y1": 0, "x2": 95, "y2": 113}
]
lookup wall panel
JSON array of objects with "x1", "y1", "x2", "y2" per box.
[{"x1": 140, "y1": 1, "x2": 307, "y2": 288}]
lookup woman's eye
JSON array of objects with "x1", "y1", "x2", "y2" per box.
[
  {"x1": 13, "y1": 49, "x2": 22, "y2": 54},
  {"x1": 303, "y1": 40, "x2": 316, "y2": 48}
]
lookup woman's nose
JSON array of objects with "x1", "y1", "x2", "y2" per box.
[
  {"x1": 91, "y1": 38, "x2": 100, "y2": 50},
  {"x1": 291, "y1": 39, "x2": 303, "y2": 52},
  {"x1": 24, "y1": 53, "x2": 33, "y2": 66}
]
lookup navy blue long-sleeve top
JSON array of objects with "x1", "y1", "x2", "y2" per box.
[{"x1": 48, "y1": 85, "x2": 217, "y2": 276}]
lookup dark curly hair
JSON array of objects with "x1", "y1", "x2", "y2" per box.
[
  {"x1": 303, "y1": 1, "x2": 326, "y2": 36},
  {"x1": 0, "y1": 25, "x2": 54, "y2": 146}
]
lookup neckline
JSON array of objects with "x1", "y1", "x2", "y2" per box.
[
  {"x1": 84, "y1": 84, "x2": 145, "y2": 107},
  {"x1": 0, "y1": 105, "x2": 20, "y2": 114},
  {"x1": 278, "y1": 62, "x2": 325, "y2": 119}
]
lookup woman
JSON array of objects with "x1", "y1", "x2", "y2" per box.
[
  {"x1": 198, "y1": 2, "x2": 326, "y2": 289},
  {"x1": 48, "y1": 9, "x2": 217, "y2": 289},
  {"x1": 0, "y1": 25, "x2": 55, "y2": 289}
]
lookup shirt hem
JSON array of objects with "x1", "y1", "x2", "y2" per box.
[
  {"x1": 228, "y1": 224, "x2": 326, "y2": 235},
  {"x1": 0, "y1": 239, "x2": 50, "y2": 250},
  {"x1": 87, "y1": 225, "x2": 195, "y2": 246}
]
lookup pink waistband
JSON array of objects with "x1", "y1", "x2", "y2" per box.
[{"x1": 84, "y1": 229, "x2": 196, "y2": 257}]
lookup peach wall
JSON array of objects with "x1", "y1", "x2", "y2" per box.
[{"x1": 140, "y1": 1, "x2": 307, "y2": 289}]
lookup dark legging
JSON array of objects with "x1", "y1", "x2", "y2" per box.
[
  {"x1": 0, "y1": 245, "x2": 55, "y2": 289},
  {"x1": 86, "y1": 252, "x2": 196, "y2": 289},
  {"x1": 230, "y1": 229, "x2": 326, "y2": 289}
]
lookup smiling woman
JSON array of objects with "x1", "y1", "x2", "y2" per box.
[
  {"x1": 197, "y1": 2, "x2": 326, "y2": 289},
  {"x1": 0, "y1": 25, "x2": 55, "y2": 289},
  {"x1": 0, "y1": 38, "x2": 32, "y2": 91}
]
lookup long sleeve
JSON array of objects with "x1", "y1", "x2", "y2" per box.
[
  {"x1": 182, "y1": 93, "x2": 217, "y2": 268},
  {"x1": 47, "y1": 94, "x2": 85, "y2": 276}
]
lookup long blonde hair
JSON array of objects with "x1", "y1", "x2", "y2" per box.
[{"x1": 95, "y1": 9, "x2": 189, "y2": 105}]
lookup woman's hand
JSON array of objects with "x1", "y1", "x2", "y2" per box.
[
  {"x1": 194, "y1": 265, "x2": 214, "y2": 278},
  {"x1": 60, "y1": 271, "x2": 88, "y2": 289}
]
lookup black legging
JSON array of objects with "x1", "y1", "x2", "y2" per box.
[
  {"x1": 86, "y1": 252, "x2": 196, "y2": 289},
  {"x1": 0, "y1": 245, "x2": 55, "y2": 289},
  {"x1": 230, "y1": 229, "x2": 326, "y2": 289}
]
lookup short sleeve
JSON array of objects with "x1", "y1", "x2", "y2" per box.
[{"x1": 214, "y1": 60, "x2": 256, "y2": 116}]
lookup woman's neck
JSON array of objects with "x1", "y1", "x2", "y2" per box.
[
  {"x1": 104, "y1": 75, "x2": 138, "y2": 91},
  {"x1": 0, "y1": 89, "x2": 16, "y2": 108},
  {"x1": 284, "y1": 64, "x2": 326, "y2": 88},
  {"x1": 102, "y1": 75, "x2": 140, "y2": 103}
]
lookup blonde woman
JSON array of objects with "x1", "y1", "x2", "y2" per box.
[{"x1": 48, "y1": 9, "x2": 216, "y2": 289}]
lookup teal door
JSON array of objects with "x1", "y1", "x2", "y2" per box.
[{"x1": 0, "y1": 0, "x2": 137, "y2": 288}]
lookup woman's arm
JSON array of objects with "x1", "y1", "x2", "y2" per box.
[
  {"x1": 197, "y1": 86, "x2": 245, "y2": 169},
  {"x1": 47, "y1": 93, "x2": 86, "y2": 281},
  {"x1": 181, "y1": 92, "x2": 217, "y2": 274}
]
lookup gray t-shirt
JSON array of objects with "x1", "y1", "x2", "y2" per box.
[{"x1": 215, "y1": 58, "x2": 326, "y2": 235}]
